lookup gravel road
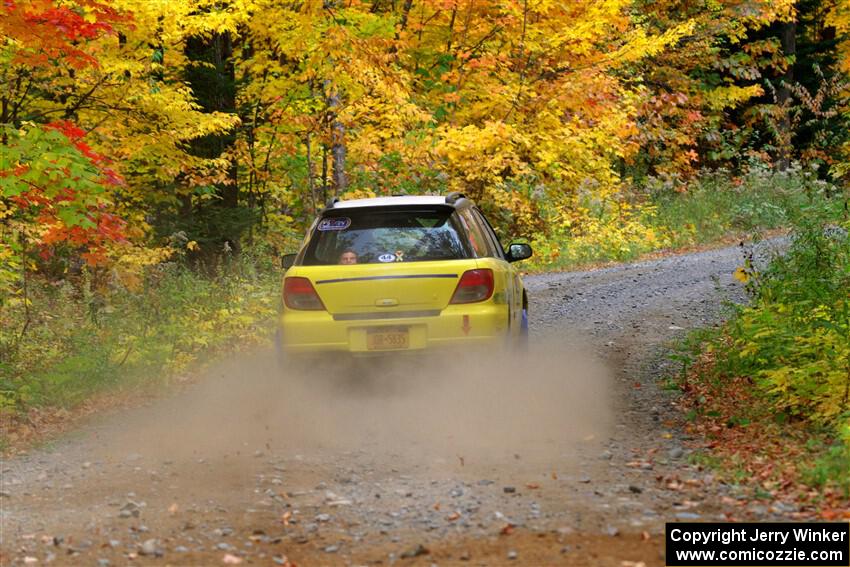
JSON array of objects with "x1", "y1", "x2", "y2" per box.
[{"x1": 0, "y1": 240, "x2": 789, "y2": 566}]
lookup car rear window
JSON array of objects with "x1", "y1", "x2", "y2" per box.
[{"x1": 301, "y1": 207, "x2": 470, "y2": 265}]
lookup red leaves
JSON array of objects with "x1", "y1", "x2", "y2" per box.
[
  {"x1": 39, "y1": 209, "x2": 127, "y2": 266},
  {"x1": 1, "y1": 0, "x2": 127, "y2": 70},
  {"x1": 45, "y1": 120, "x2": 86, "y2": 142},
  {"x1": 45, "y1": 120, "x2": 123, "y2": 185},
  {"x1": 25, "y1": 5, "x2": 113, "y2": 41}
]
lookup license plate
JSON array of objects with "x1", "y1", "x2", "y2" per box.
[{"x1": 366, "y1": 327, "x2": 409, "y2": 350}]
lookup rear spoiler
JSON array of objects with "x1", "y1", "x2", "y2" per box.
[{"x1": 323, "y1": 193, "x2": 467, "y2": 210}]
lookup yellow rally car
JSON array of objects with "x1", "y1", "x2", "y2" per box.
[{"x1": 277, "y1": 193, "x2": 532, "y2": 355}]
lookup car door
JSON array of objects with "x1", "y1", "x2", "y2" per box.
[
  {"x1": 458, "y1": 207, "x2": 521, "y2": 335},
  {"x1": 472, "y1": 208, "x2": 524, "y2": 333}
]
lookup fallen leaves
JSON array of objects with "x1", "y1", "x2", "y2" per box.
[
  {"x1": 677, "y1": 349, "x2": 850, "y2": 517},
  {"x1": 281, "y1": 511, "x2": 292, "y2": 526},
  {"x1": 625, "y1": 461, "x2": 653, "y2": 469},
  {"x1": 820, "y1": 508, "x2": 850, "y2": 520}
]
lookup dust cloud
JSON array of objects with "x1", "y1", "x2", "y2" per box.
[{"x1": 94, "y1": 339, "x2": 613, "y2": 475}]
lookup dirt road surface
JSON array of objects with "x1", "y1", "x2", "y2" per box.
[{"x1": 1, "y1": 241, "x2": 789, "y2": 566}]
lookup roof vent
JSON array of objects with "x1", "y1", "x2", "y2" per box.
[{"x1": 445, "y1": 192, "x2": 465, "y2": 204}]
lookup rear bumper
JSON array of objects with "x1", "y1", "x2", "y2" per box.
[{"x1": 279, "y1": 303, "x2": 510, "y2": 354}]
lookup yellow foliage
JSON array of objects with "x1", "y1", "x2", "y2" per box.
[
  {"x1": 704, "y1": 85, "x2": 764, "y2": 111},
  {"x1": 109, "y1": 244, "x2": 175, "y2": 292},
  {"x1": 734, "y1": 267, "x2": 750, "y2": 283},
  {"x1": 828, "y1": 0, "x2": 850, "y2": 73}
]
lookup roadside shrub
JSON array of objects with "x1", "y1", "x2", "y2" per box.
[{"x1": 709, "y1": 181, "x2": 850, "y2": 490}]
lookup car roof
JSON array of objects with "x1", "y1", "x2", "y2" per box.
[{"x1": 328, "y1": 195, "x2": 468, "y2": 210}]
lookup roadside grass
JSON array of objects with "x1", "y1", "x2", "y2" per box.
[
  {"x1": 667, "y1": 188, "x2": 850, "y2": 510},
  {"x1": 646, "y1": 166, "x2": 804, "y2": 245},
  {"x1": 528, "y1": 163, "x2": 823, "y2": 271},
  {"x1": 0, "y1": 252, "x2": 279, "y2": 443}
]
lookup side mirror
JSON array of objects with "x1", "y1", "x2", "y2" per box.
[
  {"x1": 505, "y1": 242, "x2": 533, "y2": 263},
  {"x1": 281, "y1": 253, "x2": 297, "y2": 270}
]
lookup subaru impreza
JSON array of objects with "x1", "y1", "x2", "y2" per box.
[{"x1": 277, "y1": 193, "x2": 532, "y2": 355}]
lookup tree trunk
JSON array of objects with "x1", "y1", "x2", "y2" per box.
[
  {"x1": 305, "y1": 134, "x2": 317, "y2": 214},
  {"x1": 777, "y1": 20, "x2": 796, "y2": 171},
  {"x1": 184, "y1": 31, "x2": 242, "y2": 257},
  {"x1": 398, "y1": 0, "x2": 414, "y2": 35},
  {"x1": 327, "y1": 89, "x2": 347, "y2": 195},
  {"x1": 321, "y1": 144, "x2": 329, "y2": 205}
]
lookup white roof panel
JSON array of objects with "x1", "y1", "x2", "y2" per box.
[{"x1": 331, "y1": 195, "x2": 450, "y2": 209}]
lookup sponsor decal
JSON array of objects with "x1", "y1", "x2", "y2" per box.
[{"x1": 318, "y1": 217, "x2": 351, "y2": 231}]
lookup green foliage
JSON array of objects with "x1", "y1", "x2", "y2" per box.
[
  {"x1": 801, "y1": 425, "x2": 850, "y2": 493},
  {"x1": 0, "y1": 122, "x2": 122, "y2": 296}
]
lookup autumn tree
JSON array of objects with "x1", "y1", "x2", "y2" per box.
[{"x1": 1, "y1": 0, "x2": 127, "y2": 298}]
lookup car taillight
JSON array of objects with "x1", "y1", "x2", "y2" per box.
[
  {"x1": 450, "y1": 269, "x2": 494, "y2": 304},
  {"x1": 283, "y1": 277, "x2": 325, "y2": 310}
]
